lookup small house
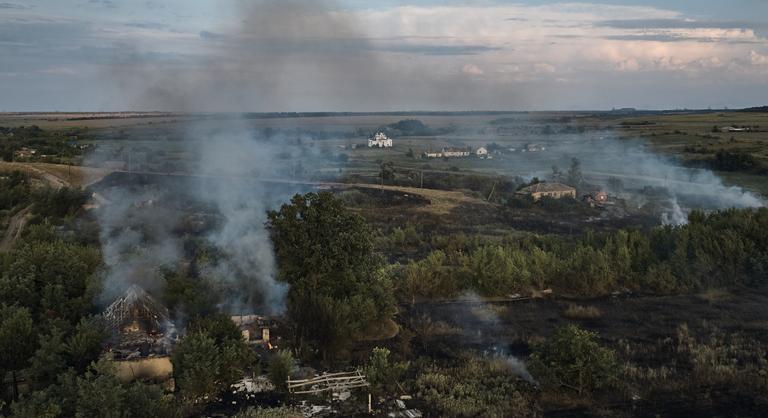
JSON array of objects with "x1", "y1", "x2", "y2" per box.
[
  {"x1": 476, "y1": 147, "x2": 488, "y2": 158},
  {"x1": 516, "y1": 182, "x2": 576, "y2": 201}
]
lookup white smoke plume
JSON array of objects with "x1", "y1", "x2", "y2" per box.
[
  {"x1": 461, "y1": 292, "x2": 538, "y2": 386},
  {"x1": 91, "y1": 0, "x2": 378, "y2": 314}
]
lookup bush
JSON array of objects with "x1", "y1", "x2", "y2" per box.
[
  {"x1": 529, "y1": 325, "x2": 618, "y2": 395},
  {"x1": 268, "y1": 350, "x2": 296, "y2": 392},
  {"x1": 415, "y1": 356, "x2": 534, "y2": 417}
]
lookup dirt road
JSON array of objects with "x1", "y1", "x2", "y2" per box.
[
  {"x1": 0, "y1": 205, "x2": 32, "y2": 251},
  {"x1": 0, "y1": 162, "x2": 73, "y2": 250}
]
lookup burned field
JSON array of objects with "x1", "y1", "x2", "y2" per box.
[{"x1": 404, "y1": 286, "x2": 768, "y2": 417}]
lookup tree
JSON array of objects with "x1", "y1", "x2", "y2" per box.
[
  {"x1": 64, "y1": 319, "x2": 107, "y2": 373},
  {"x1": 267, "y1": 350, "x2": 296, "y2": 392},
  {"x1": 0, "y1": 239, "x2": 101, "y2": 324},
  {"x1": 172, "y1": 316, "x2": 253, "y2": 409},
  {"x1": 529, "y1": 325, "x2": 618, "y2": 395},
  {"x1": 380, "y1": 161, "x2": 396, "y2": 185},
  {"x1": 364, "y1": 347, "x2": 408, "y2": 395},
  {"x1": 13, "y1": 361, "x2": 176, "y2": 418},
  {"x1": 0, "y1": 305, "x2": 38, "y2": 400},
  {"x1": 172, "y1": 332, "x2": 221, "y2": 404},
  {"x1": 27, "y1": 327, "x2": 68, "y2": 391},
  {"x1": 267, "y1": 192, "x2": 396, "y2": 360}
]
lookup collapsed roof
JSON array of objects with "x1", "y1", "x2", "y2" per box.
[{"x1": 102, "y1": 284, "x2": 171, "y2": 333}]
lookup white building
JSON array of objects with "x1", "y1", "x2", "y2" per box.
[
  {"x1": 442, "y1": 147, "x2": 471, "y2": 158},
  {"x1": 476, "y1": 147, "x2": 488, "y2": 158},
  {"x1": 368, "y1": 132, "x2": 393, "y2": 148}
]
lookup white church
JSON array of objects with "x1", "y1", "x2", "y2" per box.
[{"x1": 368, "y1": 132, "x2": 393, "y2": 148}]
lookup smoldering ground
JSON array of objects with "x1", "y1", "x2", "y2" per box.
[{"x1": 459, "y1": 292, "x2": 538, "y2": 386}]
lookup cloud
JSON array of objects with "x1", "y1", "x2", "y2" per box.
[
  {"x1": 88, "y1": 0, "x2": 117, "y2": 8},
  {"x1": 751, "y1": 50, "x2": 768, "y2": 65},
  {"x1": 2, "y1": 1, "x2": 768, "y2": 111},
  {"x1": 124, "y1": 21, "x2": 168, "y2": 30},
  {"x1": 595, "y1": 18, "x2": 767, "y2": 31},
  {"x1": 199, "y1": 30, "x2": 227, "y2": 41},
  {"x1": 374, "y1": 43, "x2": 500, "y2": 56},
  {"x1": 462, "y1": 63, "x2": 484, "y2": 75},
  {"x1": 0, "y1": 2, "x2": 30, "y2": 9}
]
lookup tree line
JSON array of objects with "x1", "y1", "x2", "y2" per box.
[{"x1": 397, "y1": 208, "x2": 768, "y2": 300}]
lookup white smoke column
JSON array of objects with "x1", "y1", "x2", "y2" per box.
[
  {"x1": 462, "y1": 292, "x2": 538, "y2": 385},
  {"x1": 97, "y1": 0, "x2": 377, "y2": 313},
  {"x1": 661, "y1": 197, "x2": 687, "y2": 226},
  {"x1": 190, "y1": 124, "x2": 292, "y2": 314},
  {"x1": 503, "y1": 354, "x2": 538, "y2": 386}
]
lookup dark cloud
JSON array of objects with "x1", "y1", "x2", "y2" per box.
[
  {"x1": 0, "y1": 2, "x2": 31, "y2": 9},
  {"x1": 372, "y1": 43, "x2": 501, "y2": 56},
  {"x1": 88, "y1": 0, "x2": 117, "y2": 8},
  {"x1": 124, "y1": 21, "x2": 168, "y2": 30},
  {"x1": 199, "y1": 30, "x2": 227, "y2": 41}
]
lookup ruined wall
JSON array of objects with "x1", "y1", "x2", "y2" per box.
[{"x1": 113, "y1": 356, "x2": 173, "y2": 382}]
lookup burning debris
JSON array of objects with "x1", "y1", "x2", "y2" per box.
[{"x1": 102, "y1": 285, "x2": 177, "y2": 360}]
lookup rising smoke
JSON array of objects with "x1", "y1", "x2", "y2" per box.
[
  {"x1": 507, "y1": 128, "x2": 764, "y2": 224},
  {"x1": 93, "y1": 0, "x2": 386, "y2": 313},
  {"x1": 461, "y1": 292, "x2": 538, "y2": 386}
]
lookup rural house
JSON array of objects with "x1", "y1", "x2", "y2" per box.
[
  {"x1": 476, "y1": 147, "x2": 488, "y2": 158},
  {"x1": 441, "y1": 146, "x2": 471, "y2": 158},
  {"x1": 516, "y1": 182, "x2": 576, "y2": 201}
]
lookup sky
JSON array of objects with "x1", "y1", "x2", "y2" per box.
[{"x1": 1, "y1": 0, "x2": 768, "y2": 111}]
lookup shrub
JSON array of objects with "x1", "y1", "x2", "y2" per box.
[{"x1": 529, "y1": 325, "x2": 618, "y2": 395}]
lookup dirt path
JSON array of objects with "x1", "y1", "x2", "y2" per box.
[
  {"x1": 0, "y1": 161, "x2": 70, "y2": 189},
  {"x1": 0, "y1": 162, "x2": 493, "y2": 217},
  {"x1": 0, "y1": 205, "x2": 32, "y2": 251},
  {"x1": 0, "y1": 162, "x2": 74, "y2": 250},
  {"x1": 327, "y1": 182, "x2": 492, "y2": 215}
]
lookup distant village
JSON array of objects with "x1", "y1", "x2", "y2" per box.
[{"x1": 364, "y1": 131, "x2": 548, "y2": 160}]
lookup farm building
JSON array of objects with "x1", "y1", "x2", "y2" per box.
[
  {"x1": 442, "y1": 147, "x2": 471, "y2": 157},
  {"x1": 368, "y1": 132, "x2": 393, "y2": 148},
  {"x1": 516, "y1": 182, "x2": 576, "y2": 201},
  {"x1": 423, "y1": 146, "x2": 472, "y2": 158},
  {"x1": 476, "y1": 147, "x2": 488, "y2": 158}
]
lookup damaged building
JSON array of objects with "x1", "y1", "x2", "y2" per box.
[
  {"x1": 516, "y1": 182, "x2": 576, "y2": 201},
  {"x1": 102, "y1": 285, "x2": 177, "y2": 383},
  {"x1": 231, "y1": 314, "x2": 281, "y2": 350}
]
